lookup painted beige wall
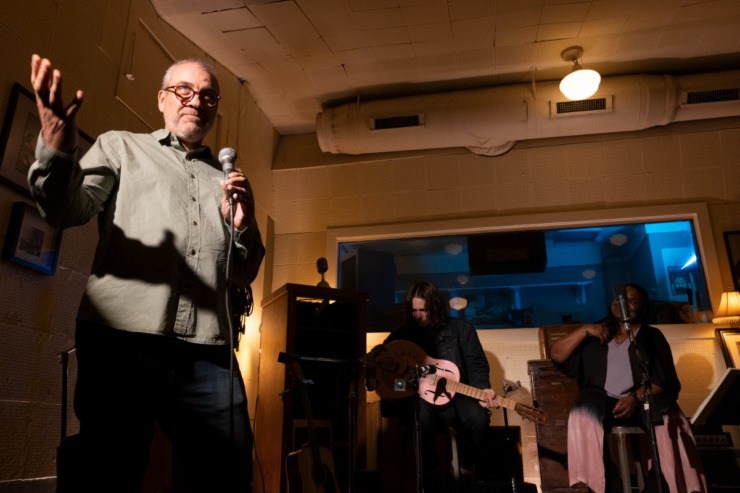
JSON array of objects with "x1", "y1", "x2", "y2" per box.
[{"x1": 271, "y1": 122, "x2": 740, "y2": 292}]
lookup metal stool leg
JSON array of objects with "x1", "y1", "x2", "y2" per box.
[{"x1": 611, "y1": 426, "x2": 645, "y2": 493}]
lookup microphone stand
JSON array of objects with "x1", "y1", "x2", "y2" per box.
[
  {"x1": 502, "y1": 381, "x2": 519, "y2": 493},
  {"x1": 624, "y1": 320, "x2": 664, "y2": 493},
  {"x1": 402, "y1": 365, "x2": 433, "y2": 493}
]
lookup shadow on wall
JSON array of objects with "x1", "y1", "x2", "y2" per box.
[
  {"x1": 483, "y1": 350, "x2": 536, "y2": 425},
  {"x1": 674, "y1": 352, "x2": 716, "y2": 417}
]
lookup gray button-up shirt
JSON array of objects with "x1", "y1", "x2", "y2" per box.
[{"x1": 29, "y1": 129, "x2": 265, "y2": 345}]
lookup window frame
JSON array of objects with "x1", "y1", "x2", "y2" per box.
[{"x1": 326, "y1": 202, "x2": 723, "y2": 319}]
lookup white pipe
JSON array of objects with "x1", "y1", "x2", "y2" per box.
[{"x1": 316, "y1": 71, "x2": 740, "y2": 156}]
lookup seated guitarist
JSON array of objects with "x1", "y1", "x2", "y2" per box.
[{"x1": 377, "y1": 281, "x2": 500, "y2": 492}]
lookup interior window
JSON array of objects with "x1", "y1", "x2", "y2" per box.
[{"x1": 338, "y1": 220, "x2": 712, "y2": 331}]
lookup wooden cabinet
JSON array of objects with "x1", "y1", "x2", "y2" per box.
[
  {"x1": 254, "y1": 284, "x2": 368, "y2": 493},
  {"x1": 528, "y1": 323, "x2": 588, "y2": 493},
  {"x1": 528, "y1": 359, "x2": 585, "y2": 493}
]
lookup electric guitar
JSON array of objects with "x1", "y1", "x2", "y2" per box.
[
  {"x1": 284, "y1": 359, "x2": 342, "y2": 493},
  {"x1": 365, "y1": 340, "x2": 546, "y2": 425}
]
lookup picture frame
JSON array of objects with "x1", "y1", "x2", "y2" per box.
[
  {"x1": 716, "y1": 328, "x2": 740, "y2": 369},
  {"x1": 2, "y1": 201, "x2": 63, "y2": 275},
  {"x1": 0, "y1": 83, "x2": 94, "y2": 197},
  {"x1": 724, "y1": 231, "x2": 740, "y2": 291}
]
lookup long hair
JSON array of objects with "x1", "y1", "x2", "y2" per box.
[{"x1": 403, "y1": 281, "x2": 449, "y2": 329}]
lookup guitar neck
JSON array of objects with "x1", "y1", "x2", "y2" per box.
[{"x1": 439, "y1": 378, "x2": 519, "y2": 412}]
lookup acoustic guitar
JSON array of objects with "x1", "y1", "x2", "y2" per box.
[
  {"x1": 284, "y1": 359, "x2": 342, "y2": 493},
  {"x1": 365, "y1": 339, "x2": 546, "y2": 425}
]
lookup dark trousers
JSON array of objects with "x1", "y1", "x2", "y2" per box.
[
  {"x1": 70, "y1": 322, "x2": 253, "y2": 493},
  {"x1": 419, "y1": 397, "x2": 492, "y2": 480}
]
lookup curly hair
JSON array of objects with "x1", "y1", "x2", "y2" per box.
[{"x1": 403, "y1": 281, "x2": 449, "y2": 330}]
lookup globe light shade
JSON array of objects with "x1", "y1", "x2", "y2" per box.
[{"x1": 559, "y1": 63, "x2": 601, "y2": 100}]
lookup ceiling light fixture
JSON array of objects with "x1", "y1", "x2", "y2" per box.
[
  {"x1": 609, "y1": 233, "x2": 628, "y2": 247},
  {"x1": 581, "y1": 269, "x2": 596, "y2": 279},
  {"x1": 449, "y1": 297, "x2": 468, "y2": 311},
  {"x1": 445, "y1": 243, "x2": 463, "y2": 255},
  {"x1": 559, "y1": 46, "x2": 601, "y2": 100}
]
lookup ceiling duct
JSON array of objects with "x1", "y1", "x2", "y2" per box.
[{"x1": 316, "y1": 71, "x2": 740, "y2": 157}]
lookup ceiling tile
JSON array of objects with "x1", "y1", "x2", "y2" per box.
[
  {"x1": 365, "y1": 26, "x2": 412, "y2": 46},
  {"x1": 448, "y1": 0, "x2": 497, "y2": 21},
  {"x1": 408, "y1": 22, "x2": 453, "y2": 43},
  {"x1": 354, "y1": 7, "x2": 405, "y2": 29},
  {"x1": 536, "y1": 22, "x2": 583, "y2": 42},
  {"x1": 249, "y1": 1, "x2": 306, "y2": 25},
  {"x1": 541, "y1": 2, "x2": 590, "y2": 24},
  {"x1": 401, "y1": 0, "x2": 450, "y2": 26}
]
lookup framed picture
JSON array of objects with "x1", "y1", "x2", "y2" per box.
[
  {"x1": 724, "y1": 231, "x2": 740, "y2": 291},
  {"x1": 716, "y1": 328, "x2": 740, "y2": 368},
  {"x1": 2, "y1": 201, "x2": 63, "y2": 275},
  {"x1": 0, "y1": 83, "x2": 94, "y2": 197}
]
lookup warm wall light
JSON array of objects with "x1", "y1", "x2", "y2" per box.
[
  {"x1": 712, "y1": 290, "x2": 740, "y2": 325},
  {"x1": 559, "y1": 46, "x2": 601, "y2": 100}
]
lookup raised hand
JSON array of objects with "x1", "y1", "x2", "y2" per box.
[{"x1": 30, "y1": 54, "x2": 84, "y2": 153}]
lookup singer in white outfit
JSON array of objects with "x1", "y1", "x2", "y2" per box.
[
  {"x1": 28, "y1": 54, "x2": 264, "y2": 492},
  {"x1": 549, "y1": 284, "x2": 706, "y2": 493}
]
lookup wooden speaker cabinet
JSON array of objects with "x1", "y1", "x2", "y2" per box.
[
  {"x1": 528, "y1": 359, "x2": 585, "y2": 493},
  {"x1": 254, "y1": 284, "x2": 368, "y2": 493},
  {"x1": 529, "y1": 323, "x2": 588, "y2": 493}
]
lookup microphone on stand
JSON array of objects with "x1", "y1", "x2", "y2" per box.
[
  {"x1": 218, "y1": 147, "x2": 237, "y2": 207},
  {"x1": 616, "y1": 292, "x2": 632, "y2": 334}
]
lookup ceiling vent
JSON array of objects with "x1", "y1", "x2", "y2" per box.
[
  {"x1": 316, "y1": 70, "x2": 740, "y2": 156},
  {"x1": 372, "y1": 114, "x2": 424, "y2": 130},
  {"x1": 551, "y1": 96, "x2": 612, "y2": 117},
  {"x1": 685, "y1": 88, "x2": 740, "y2": 104}
]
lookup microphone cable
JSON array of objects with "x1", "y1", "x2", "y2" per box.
[{"x1": 225, "y1": 197, "x2": 237, "y2": 453}]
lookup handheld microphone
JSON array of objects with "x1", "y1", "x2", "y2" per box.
[
  {"x1": 617, "y1": 293, "x2": 631, "y2": 326},
  {"x1": 218, "y1": 147, "x2": 237, "y2": 206}
]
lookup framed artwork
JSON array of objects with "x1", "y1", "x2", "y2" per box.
[
  {"x1": 0, "y1": 83, "x2": 94, "y2": 197},
  {"x1": 2, "y1": 201, "x2": 63, "y2": 275},
  {"x1": 716, "y1": 328, "x2": 740, "y2": 368},
  {"x1": 724, "y1": 231, "x2": 740, "y2": 291}
]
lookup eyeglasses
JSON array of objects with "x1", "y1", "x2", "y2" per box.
[{"x1": 164, "y1": 85, "x2": 220, "y2": 107}]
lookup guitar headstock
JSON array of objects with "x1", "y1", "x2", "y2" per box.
[{"x1": 514, "y1": 402, "x2": 546, "y2": 425}]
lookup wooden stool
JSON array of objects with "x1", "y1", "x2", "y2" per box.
[{"x1": 611, "y1": 426, "x2": 645, "y2": 493}]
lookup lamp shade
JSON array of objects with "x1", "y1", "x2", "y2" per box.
[
  {"x1": 559, "y1": 63, "x2": 601, "y2": 100},
  {"x1": 712, "y1": 290, "x2": 740, "y2": 325}
]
